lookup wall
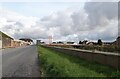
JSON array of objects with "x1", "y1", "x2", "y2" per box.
[
  {"x1": 46, "y1": 46, "x2": 120, "y2": 69},
  {"x1": 11, "y1": 40, "x2": 28, "y2": 48},
  {"x1": 2, "y1": 36, "x2": 13, "y2": 48},
  {"x1": 11, "y1": 40, "x2": 21, "y2": 48},
  {"x1": 0, "y1": 32, "x2": 13, "y2": 48}
]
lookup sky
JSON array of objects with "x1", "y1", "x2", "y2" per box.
[{"x1": 0, "y1": 1, "x2": 119, "y2": 43}]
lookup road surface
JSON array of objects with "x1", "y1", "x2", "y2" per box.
[{"x1": 2, "y1": 45, "x2": 40, "y2": 77}]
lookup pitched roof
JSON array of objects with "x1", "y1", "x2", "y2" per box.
[{"x1": 0, "y1": 31, "x2": 14, "y2": 39}]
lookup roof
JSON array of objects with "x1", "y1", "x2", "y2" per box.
[
  {"x1": 0, "y1": 31, "x2": 14, "y2": 39},
  {"x1": 117, "y1": 36, "x2": 120, "y2": 39},
  {"x1": 19, "y1": 38, "x2": 33, "y2": 42}
]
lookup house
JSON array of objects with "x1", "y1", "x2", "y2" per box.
[
  {"x1": 11, "y1": 40, "x2": 27, "y2": 48},
  {"x1": 87, "y1": 42, "x2": 98, "y2": 46},
  {"x1": 57, "y1": 41, "x2": 64, "y2": 44},
  {"x1": 87, "y1": 42, "x2": 94, "y2": 46},
  {"x1": 66, "y1": 42, "x2": 75, "y2": 44},
  {"x1": 116, "y1": 36, "x2": 120, "y2": 45},
  {"x1": 36, "y1": 40, "x2": 45, "y2": 45},
  {"x1": 0, "y1": 31, "x2": 14, "y2": 48},
  {"x1": 52, "y1": 42, "x2": 57, "y2": 44},
  {"x1": 82, "y1": 40, "x2": 88, "y2": 45},
  {"x1": 11, "y1": 40, "x2": 21, "y2": 48},
  {"x1": 19, "y1": 38, "x2": 33, "y2": 45},
  {"x1": 36, "y1": 40, "x2": 41, "y2": 45},
  {"x1": 103, "y1": 42, "x2": 113, "y2": 45}
]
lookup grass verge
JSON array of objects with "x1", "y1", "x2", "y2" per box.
[{"x1": 38, "y1": 46, "x2": 120, "y2": 77}]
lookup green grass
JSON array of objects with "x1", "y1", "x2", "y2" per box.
[{"x1": 38, "y1": 46, "x2": 120, "y2": 77}]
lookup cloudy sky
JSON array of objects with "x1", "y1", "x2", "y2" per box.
[{"x1": 0, "y1": 0, "x2": 119, "y2": 43}]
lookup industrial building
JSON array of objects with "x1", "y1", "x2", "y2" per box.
[
  {"x1": 11, "y1": 40, "x2": 28, "y2": 48},
  {"x1": 116, "y1": 36, "x2": 120, "y2": 45},
  {"x1": 19, "y1": 38, "x2": 33, "y2": 45},
  {"x1": 0, "y1": 31, "x2": 30, "y2": 49},
  {"x1": 0, "y1": 31, "x2": 13, "y2": 49}
]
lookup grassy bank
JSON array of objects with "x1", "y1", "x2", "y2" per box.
[{"x1": 38, "y1": 46, "x2": 120, "y2": 77}]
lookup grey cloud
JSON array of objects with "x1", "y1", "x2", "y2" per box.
[
  {"x1": 4, "y1": 25, "x2": 13, "y2": 30},
  {"x1": 41, "y1": 12, "x2": 72, "y2": 27},
  {"x1": 84, "y1": 2, "x2": 118, "y2": 27},
  {"x1": 13, "y1": 28, "x2": 49, "y2": 39},
  {"x1": 41, "y1": 15, "x2": 53, "y2": 21},
  {"x1": 40, "y1": 11, "x2": 74, "y2": 36},
  {"x1": 15, "y1": 22, "x2": 24, "y2": 27},
  {"x1": 71, "y1": 10, "x2": 89, "y2": 31},
  {"x1": 7, "y1": 20, "x2": 14, "y2": 22}
]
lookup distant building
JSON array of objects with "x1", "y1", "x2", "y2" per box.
[
  {"x1": 66, "y1": 42, "x2": 75, "y2": 44},
  {"x1": 36, "y1": 40, "x2": 45, "y2": 45},
  {"x1": 57, "y1": 41, "x2": 64, "y2": 44},
  {"x1": 87, "y1": 42, "x2": 98, "y2": 46},
  {"x1": 103, "y1": 42, "x2": 113, "y2": 45},
  {"x1": 11, "y1": 40, "x2": 28, "y2": 48},
  {"x1": 19, "y1": 38, "x2": 33, "y2": 45},
  {"x1": 82, "y1": 40, "x2": 88, "y2": 45},
  {"x1": 116, "y1": 36, "x2": 120, "y2": 45},
  {"x1": 36, "y1": 40, "x2": 41, "y2": 45},
  {"x1": 87, "y1": 42, "x2": 94, "y2": 46},
  {"x1": 52, "y1": 42, "x2": 57, "y2": 44},
  {"x1": 11, "y1": 40, "x2": 21, "y2": 48},
  {"x1": 0, "y1": 31, "x2": 14, "y2": 48}
]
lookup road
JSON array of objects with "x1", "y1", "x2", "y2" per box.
[{"x1": 2, "y1": 45, "x2": 40, "y2": 77}]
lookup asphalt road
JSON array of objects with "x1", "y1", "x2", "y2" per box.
[{"x1": 2, "y1": 45, "x2": 40, "y2": 77}]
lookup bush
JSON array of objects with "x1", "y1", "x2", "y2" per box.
[{"x1": 75, "y1": 45, "x2": 120, "y2": 53}]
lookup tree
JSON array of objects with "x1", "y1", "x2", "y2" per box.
[
  {"x1": 97, "y1": 39, "x2": 102, "y2": 45},
  {"x1": 79, "y1": 41, "x2": 83, "y2": 44},
  {"x1": 83, "y1": 40, "x2": 88, "y2": 45}
]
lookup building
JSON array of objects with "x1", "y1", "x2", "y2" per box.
[
  {"x1": 36, "y1": 40, "x2": 41, "y2": 45},
  {"x1": 19, "y1": 38, "x2": 33, "y2": 45},
  {"x1": 103, "y1": 42, "x2": 113, "y2": 46},
  {"x1": 0, "y1": 31, "x2": 33, "y2": 49},
  {"x1": 0, "y1": 31, "x2": 14, "y2": 48},
  {"x1": 66, "y1": 42, "x2": 75, "y2": 44},
  {"x1": 20, "y1": 40, "x2": 28, "y2": 46},
  {"x1": 87, "y1": 42, "x2": 94, "y2": 46},
  {"x1": 116, "y1": 36, "x2": 120, "y2": 45},
  {"x1": 36, "y1": 40, "x2": 45, "y2": 45},
  {"x1": 52, "y1": 42, "x2": 57, "y2": 44},
  {"x1": 11, "y1": 40, "x2": 28, "y2": 48},
  {"x1": 11, "y1": 40, "x2": 21, "y2": 48},
  {"x1": 57, "y1": 41, "x2": 64, "y2": 44}
]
